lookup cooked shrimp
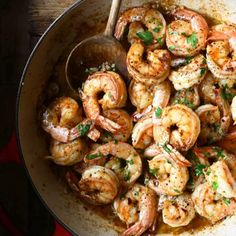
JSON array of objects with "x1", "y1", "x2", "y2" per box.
[
  {"x1": 101, "y1": 109, "x2": 133, "y2": 142},
  {"x1": 192, "y1": 182, "x2": 236, "y2": 223},
  {"x1": 84, "y1": 142, "x2": 142, "y2": 187},
  {"x1": 115, "y1": 7, "x2": 166, "y2": 49},
  {"x1": 47, "y1": 138, "x2": 88, "y2": 165},
  {"x1": 143, "y1": 143, "x2": 162, "y2": 158},
  {"x1": 129, "y1": 80, "x2": 154, "y2": 113},
  {"x1": 169, "y1": 54, "x2": 208, "y2": 90},
  {"x1": 41, "y1": 97, "x2": 95, "y2": 142},
  {"x1": 171, "y1": 86, "x2": 200, "y2": 110},
  {"x1": 78, "y1": 166, "x2": 119, "y2": 205},
  {"x1": 207, "y1": 24, "x2": 236, "y2": 81},
  {"x1": 147, "y1": 153, "x2": 189, "y2": 195},
  {"x1": 231, "y1": 96, "x2": 236, "y2": 124},
  {"x1": 205, "y1": 160, "x2": 236, "y2": 198},
  {"x1": 153, "y1": 104, "x2": 200, "y2": 151},
  {"x1": 114, "y1": 184, "x2": 157, "y2": 236},
  {"x1": 199, "y1": 72, "x2": 219, "y2": 104},
  {"x1": 127, "y1": 42, "x2": 171, "y2": 85},
  {"x1": 158, "y1": 194, "x2": 195, "y2": 227},
  {"x1": 196, "y1": 89, "x2": 231, "y2": 144},
  {"x1": 132, "y1": 114, "x2": 153, "y2": 149},
  {"x1": 131, "y1": 80, "x2": 171, "y2": 121},
  {"x1": 166, "y1": 7, "x2": 208, "y2": 56},
  {"x1": 80, "y1": 71, "x2": 127, "y2": 133}
]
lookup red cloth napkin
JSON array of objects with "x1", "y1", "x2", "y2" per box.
[{"x1": 0, "y1": 134, "x2": 71, "y2": 236}]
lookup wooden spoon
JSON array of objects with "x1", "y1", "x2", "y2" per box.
[{"x1": 65, "y1": 0, "x2": 127, "y2": 93}]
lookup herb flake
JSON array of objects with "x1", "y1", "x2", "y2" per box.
[
  {"x1": 194, "y1": 164, "x2": 206, "y2": 177},
  {"x1": 155, "y1": 107, "x2": 162, "y2": 118},
  {"x1": 211, "y1": 181, "x2": 218, "y2": 191},
  {"x1": 187, "y1": 33, "x2": 198, "y2": 48},
  {"x1": 136, "y1": 31, "x2": 153, "y2": 46},
  {"x1": 77, "y1": 121, "x2": 92, "y2": 136}
]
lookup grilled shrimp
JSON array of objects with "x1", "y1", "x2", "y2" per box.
[
  {"x1": 171, "y1": 86, "x2": 200, "y2": 110},
  {"x1": 80, "y1": 71, "x2": 127, "y2": 133},
  {"x1": 231, "y1": 96, "x2": 236, "y2": 124},
  {"x1": 76, "y1": 166, "x2": 119, "y2": 205},
  {"x1": 147, "y1": 153, "x2": 189, "y2": 196},
  {"x1": 169, "y1": 54, "x2": 207, "y2": 90},
  {"x1": 143, "y1": 143, "x2": 163, "y2": 158},
  {"x1": 101, "y1": 109, "x2": 133, "y2": 142},
  {"x1": 153, "y1": 104, "x2": 200, "y2": 151},
  {"x1": 41, "y1": 97, "x2": 96, "y2": 142},
  {"x1": 48, "y1": 138, "x2": 88, "y2": 165},
  {"x1": 114, "y1": 184, "x2": 157, "y2": 236},
  {"x1": 192, "y1": 182, "x2": 236, "y2": 223},
  {"x1": 196, "y1": 89, "x2": 231, "y2": 144},
  {"x1": 207, "y1": 24, "x2": 236, "y2": 81},
  {"x1": 127, "y1": 42, "x2": 171, "y2": 85},
  {"x1": 158, "y1": 194, "x2": 195, "y2": 227},
  {"x1": 166, "y1": 7, "x2": 208, "y2": 56},
  {"x1": 84, "y1": 142, "x2": 142, "y2": 187},
  {"x1": 115, "y1": 6, "x2": 166, "y2": 49},
  {"x1": 132, "y1": 114, "x2": 153, "y2": 149}
]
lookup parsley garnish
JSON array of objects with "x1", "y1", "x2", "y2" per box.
[
  {"x1": 124, "y1": 168, "x2": 131, "y2": 181},
  {"x1": 157, "y1": 37, "x2": 163, "y2": 44},
  {"x1": 169, "y1": 45, "x2": 176, "y2": 51},
  {"x1": 126, "y1": 159, "x2": 134, "y2": 165},
  {"x1": 211, "y1": 181, "x2": 218, "y2": 191},
  {"x1": 136, "y1": 31, "x2": 153, "y2": 46},
  {"x1": 77, "y1": 121, "x2": 92, "y2": 136},
  {"x1": 194, "y1": 164, "x2": 206, "y2": 177},
  {"x1": 86, "y1": 153, "x2": 102, "y2": 160},
  {"x1": 155, "y1": 107, "x2": 162, "y2": 118},
  {"x1": 200, "y1": 68, "x2": 207, "y2": 77},
  {"x1": 187, "y1": 33, "x2": 198, "y2": 48},
  {"x1": 174, "y1": 189, "x2": 181, "y2": 193},
  {"x1": 223, "y1": 198, "x2": 231, "y2": 205},
  {"x1": 114, "y1": 139, "x2": 118, "y2": 144},
  {"x1": 149, "y1": 168, "x2": 159, "y2": 176},
  {"x1": 162, "y1": 143, "x2": 172, "y2": 153},
  {"x1": 153, "y1": 26, "x2": 162, "y2": 33}
]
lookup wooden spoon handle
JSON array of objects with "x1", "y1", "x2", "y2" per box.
[{"x1": 104, "y1": 0, "x2": 122, "y2": 37}]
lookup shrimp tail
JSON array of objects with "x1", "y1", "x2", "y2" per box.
[{"x1": 120, "y1": 222, "x2": 145, "y2": 236}]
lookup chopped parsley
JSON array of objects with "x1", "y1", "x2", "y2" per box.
[
  {"x1": 223, "y1": 198, "x2": 231, "y2": 205},
  {"x1": 174, "y1": 189, "x2": 181, "y2": 194},
  {"x1": 157, "y1": 37, "x2": 163, "y2": 44},
  {"x1": 181, "y1": 32, "x2": 188, "y2": 37},
  {"x1": 124, "y1": 168, "x2": 131, "y2": 181},
  {"x1": 185, "y1": 56, "x2": 192, "y2": 64},
  {"x1": 200, "y1": 68, "x2": 207, "y2": 77},
  {"x1": 169, "y1": 45, "x2": 176, "y2": 51},
  {"x1": 212, "y1": 147, "x2": 226, "y2": 160},
  {"x1": 102, "y1": 131, "x2": 113, "y2": 139},
  {"x1": 186, "y1": 33, "x2": 198, "y2": 48},
  {"x1": 126, "y1": 159, "x2": 134, "y2": 165},
  {"x1": 134, "y1": 191, "x2": 139, "y2": 196},
  {"x1": 205, "y1": 168, "x2": 211, "y2": 176},
  {"x1": 162, "y1": 143, "x2": 172, "y2": 153},
  {"x1": 77, "y1": 121, "x2": 92, "y2": 136},
  {"x1": 169, "y1": 30, "x2": 178, "y2": 35},
  {"x1": 155, "y1": 107, "x2": 162, "y2": 118},
  {"x1": 136, "y1": 31, "x2": 153, "y2": 46},
  {"x1": 221, "y1": 86, "x2": 234, "y2": 101},
  {"x1": 114, "y1": 139, "x2": 118, "y2": 144},
  {"x1": 172, "y1": 96, "x2": 195, "y2": 109},
  {"x1": 153, "y1": 26, "x2": 162, "y2": 33},
  {"x1": 86, "y1": 153, "x2": 102, "y2": 160},
  {"x1": 149, "y1": 168, "x2": 159, "y2": 176},
  {"x1": 194, "y1": 164, "x2": 206, "y2": 177},
  {"x1": 211, "y1": 181, "x2": 218, "y2": 191}
]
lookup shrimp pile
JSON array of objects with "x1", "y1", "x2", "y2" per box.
[{"x1": 40, "y1": 4, "x2": 236, "y2": 236}]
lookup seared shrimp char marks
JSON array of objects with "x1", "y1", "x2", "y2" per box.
[
  {"x1": 127, "y1": 42, "x2": 171, "y2": 85},
  {"x1": 166, "y1": 7, "x2": 208, "y2": 56},
  {"x1": 147, "y1": 153, "x2": 189, "y2": 196},
  {"x1": 48, "y1": 138, "x2": 88, "y2": 165},
  {"x1": 169, "y1": 54, "x2": 207, "y2": 90},
  {"x1": 153, "y1": 104, "x2": 200, "y2": 151},
  {"x1": 85, "y1": 142, "x2": 142, "y2": 187},
  {"x1": 207, "y1": 24, "x2": 236, "y2": 81},
  {"x1": 41, "y1": 97, "x2": 95, "y2": 142},
  {"x1": 80, "y1": 71, "x2": 127, "y2": 133},
  {"x1": 192, "y1": 182, "x2": 236, "y2": 223},
  {"x1": 114, "y1": 184, "x2": 157, "y2": 236},
  {"x1": 101, "y1": 109, "x2": 133, "y2": 142},
  {"x1": 115, "y1": 7, "x2": 166, "y2": 49},
  {"x1": 159, "y1": 194, "x2": 195, "y2": 227}
]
